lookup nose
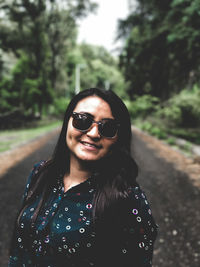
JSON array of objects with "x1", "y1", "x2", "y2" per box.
[{"x1": 86, "y1": 123, "x2": 100, "y2": 139}]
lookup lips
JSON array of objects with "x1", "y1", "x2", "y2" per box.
[{"x1": 80, "y1": 141, "x2": 102, "y2": 149}]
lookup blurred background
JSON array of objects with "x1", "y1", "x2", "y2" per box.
[
  {"x1": 0, "y1": 0, "x2": 200, "y2": 148},
  {"x1": 0, "y1": 0, "x2": 200, "y2": 266},
  {"x1": 0, "y1": 0, "x2": 200, "y2": 146}
]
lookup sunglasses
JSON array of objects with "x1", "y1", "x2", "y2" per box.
[{"x1": 72, "y1": 112, "x2": 119, "y2": 138}]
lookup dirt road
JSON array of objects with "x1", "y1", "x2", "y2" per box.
[
  {"x1": 0, "y1": 133, "x2": 58, "y2": 266},
  {"x1": 0, "y1": 129, "x2": 199, "y2": 267},
  {"x1": 131, "y1": 130, "x2": 200, "y2": 267}
]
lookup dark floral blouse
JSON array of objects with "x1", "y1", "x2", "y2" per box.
[{"x1": 9, "y1": 161, "x2": 158, "y2": 267}]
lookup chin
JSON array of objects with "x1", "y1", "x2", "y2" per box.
[
  {"x1": 78, "y1": 152, "x2": 106, "y2": 162},
  {"x1": 80, "y1": 156, "x2": 102, "y2": 162}
]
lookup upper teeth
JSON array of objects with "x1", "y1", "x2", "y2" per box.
[{"x1": 82, "y1": 142, "x2": 97, "y2": 148}]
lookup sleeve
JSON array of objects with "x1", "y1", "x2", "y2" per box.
[
  {"x1": 8, "y1": 160, "x2": 46, "y2": 266},
  {"x1": 116, "y1": 186, "x2": 158, "y2": 267}
]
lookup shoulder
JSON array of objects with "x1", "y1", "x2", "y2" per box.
[
  {"x1": 120, "y1": 185, "x2": 158, "y2": 239},
  {"x1": 22, "y1": 160, "x2": 47, "y2": 201},
  {"x1": 127, "y1": 185, "x2": 152, "y2": 213},
  {"x1": 126, "y1": 185, "x2": 156, "y2": 220},
  {"x1": 30, "y1": 160, "x2": 47, "y2": 175},
  {"x1": 27, "y1": 160, "x2": 47, "y2": 183}
]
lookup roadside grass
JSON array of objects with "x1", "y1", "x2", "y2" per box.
[
  {"x1": 132, "y1": 118, "x2": 199, "y2": 157},
  {"x1": 0, "y1": 120, "x2": 62, "y2": 153}
]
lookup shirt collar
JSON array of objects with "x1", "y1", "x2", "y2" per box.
[{"x1": 56, "y1": 173, "x2": 97, "y2": 193}]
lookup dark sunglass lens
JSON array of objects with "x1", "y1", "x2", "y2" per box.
[
  {"x1": 100, "y1": 120, "x2": 118, "y2": 138},
  {"x1": 72, "y1": 114, "x2": 92, "y2": 131}
]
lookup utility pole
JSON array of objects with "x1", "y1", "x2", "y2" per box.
[
  {"x1": 105, "y1": 80, "x2": 110, "y2": 90},
  {"x1": 75, "y1": 63, "x2": 86, "y2": 94}
]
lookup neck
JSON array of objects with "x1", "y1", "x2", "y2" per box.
[
  {"x1": 63, "y1": 156, "x2": 92, "y2": 192},
  {"x1": 68, "y1": 163, "x2": 91, "y2": 182}
]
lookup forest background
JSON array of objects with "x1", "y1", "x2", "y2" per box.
[{"x1": 0, "y1": 0, "x2": 200, "y2": 156}]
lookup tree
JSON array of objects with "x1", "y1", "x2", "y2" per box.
[
  {"x1": 0, "y1": 0, "x2": 97, "y2": 115},
  {"x1": 65, "y1": 43, "x2": 126, "y2": 98},
  {"x1": 117, "y1": 0, "x2": 200, "y2": 100},
  {"x1": 46, "y1": 0, "x2": 97, "y2": 95}
]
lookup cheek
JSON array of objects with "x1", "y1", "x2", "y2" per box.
[
  {"x1": 66, "y1": 130, "x2": 76, "y2": 147},
  {"x1": 66, "y1": 123, "x2": 76, "y2": 147},
  {"x1": 66, "y1": 123, "x2": 82, "y2": 147}
]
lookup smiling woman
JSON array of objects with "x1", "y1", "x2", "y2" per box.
[
  {"x1": 9, "y1": 88, "x2": 158, "y2": 267},
  {"x1": 67, "y1": 96, "x2": 118, "y2": 161}
]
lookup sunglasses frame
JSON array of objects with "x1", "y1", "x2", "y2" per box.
[{"x1": 72, "y1": 112, "x2": 119, "y2": 138}]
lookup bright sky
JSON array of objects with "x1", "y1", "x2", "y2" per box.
[{"x1": 77, "y1": 0, "x2": 133, "y2": 56}]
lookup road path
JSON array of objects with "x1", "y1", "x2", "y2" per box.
[
  {"x1": 131, "y1": 130, "x2": 200, "y2": 267},
  {"x1": 0, "y1": 133, "x2": 58, "y2": 266},
  {"x1": 0, "y1": 129, "x2": 199, "y2": 266}
]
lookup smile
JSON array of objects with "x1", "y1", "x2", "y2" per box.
[{"x1": 80, "y1": 141, "x2": 101, "y2": 149}]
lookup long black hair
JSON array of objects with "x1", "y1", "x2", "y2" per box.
[{"x1": 16, "y1": 88, "x2": 138, "y2": 227}]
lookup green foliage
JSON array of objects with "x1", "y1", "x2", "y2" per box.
[
  {"x1": 118, "y1": 0, "x2": 200, "y2": 99},
  {"x1": 156, "y1": 87, "x2": 200, "y2": 127},
  {"x1": 168, "y1": 128, "x2": 200, "y2": 144},
  {"x1": 0, "y1": 120, "x2": 61, "y2": 153},
  {"x1": 132, "y1": 86, "x2": 200, "y2": 144},
  {"x1": 80, "y1": 43, "x2": 116, "y2": 66},
  {"x1": 79, "y1": 44, "x2": 125, "y2": 92},
  {"x1": 125, "y1": 94, "x2": 159, "y2": 119},
  {"x1": 65, "y1": 43, "x2": 127, "y2": 98},
  {"x1": 156, "y1": 104, "x2": 182, "y2": 125},
  {"x1": 166, "y1": 137, "x2": 176, "y2": 145},
  {"x1": 0, "y1": 77, "x2": 13, "y2": 112},
  {"x1": 21, "y1": 79, "x2": 41, "y2": 107},
  {"x1": 182, "y1": 142, "x2": 192, "y2": 152},
  {"x1": 50, "y1": 97, "x2": 70, "y2": 117},
  {"x1": 0, "y1": 0, "x2": 97, "y2": 118},
  {"x1": 140, "y1": 121, "x2": 167, "y2": 139}
]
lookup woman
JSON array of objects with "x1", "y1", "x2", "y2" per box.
[{"x1": 9, "y1": 88, "x2": 158, "y2": 267}]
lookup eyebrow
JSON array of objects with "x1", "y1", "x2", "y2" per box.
[{"x1": 77, "y1": 111, "x2": 115, "y2": 120}]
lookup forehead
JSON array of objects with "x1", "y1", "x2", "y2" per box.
[{"x1": 74, "y1": 96, "x2": 114, "y2": 118}]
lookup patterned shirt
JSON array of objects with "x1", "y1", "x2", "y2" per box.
[{"x1": 9, "y1": 161, "x2": 158, "y2": 267}]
